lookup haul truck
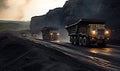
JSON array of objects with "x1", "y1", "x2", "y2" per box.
[
  {"x1": 65, "y1": 19, "x2": 110, "y2": 46},
  {"x1": 41, "y1": 27, "x2": 60, "y2": 42}
]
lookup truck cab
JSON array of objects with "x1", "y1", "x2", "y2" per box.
[{"x1": 89, "y1": 24, "x2": 110, "y2": 45}]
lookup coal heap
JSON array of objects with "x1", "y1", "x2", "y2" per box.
[{"x1": 0, "y1": 32, "x2": 97, "y2": 71}]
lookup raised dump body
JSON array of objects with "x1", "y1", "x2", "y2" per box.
[{"x1": 65, "y1": 19, "x2": 110, "y2": 46}]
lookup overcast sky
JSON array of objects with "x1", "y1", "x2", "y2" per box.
[{"x1": 0, "y1": 0, "x2": 68, "y2": 21}]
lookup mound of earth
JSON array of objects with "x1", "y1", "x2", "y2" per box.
[
  {"x1": 0, "y1": 32, "x2": 104, "y2": 71},
  {"x1": 0, "y1": 32, "x2": 74, "y2": 71}
]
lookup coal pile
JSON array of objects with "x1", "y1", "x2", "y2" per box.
[{"x1": 0, "y1": 32, "x2": 94, "y2": 71}]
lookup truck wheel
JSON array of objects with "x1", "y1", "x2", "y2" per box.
[
  {"x1": 82, "y1": 37, "x2": 89, "y2": 46},
  {"x1": 73, "y1": 36, "x2": 76, "y2": 45},
  {"x1": 70, "y1": 36, "x2": 74, "y2": 44},
  {"x1": 79, "y1": 37, "x2": 82, "y2": 46}
]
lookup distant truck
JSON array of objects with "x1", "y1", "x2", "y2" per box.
[
  {"x1": 65, "y1": 19, "x2": 110, "y2": 46},
  {"x1": 41, "y1": 27, "x2": 60, "y2": 42}
]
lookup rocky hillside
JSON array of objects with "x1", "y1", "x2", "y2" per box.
[{"x1": 30, "y1": 8, "x2": 63, "y2": 33}]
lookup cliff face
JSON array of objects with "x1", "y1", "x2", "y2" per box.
[
  {"x1": 62, "y1": 0, "x2": 120, "y2": 26},
  {"x1": 30, "y1": 0, "x2": 120, "y2": 41},
  {"x1": 30, "y1": 8, "x2": 63, "y2": 33}
]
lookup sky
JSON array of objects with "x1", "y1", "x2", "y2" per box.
[{"x1": 0, "y1": 0, "x2": 68, "y2": 21}]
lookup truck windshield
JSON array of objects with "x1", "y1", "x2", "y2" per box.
[{"x1": 89, "y1": 24, "x2": 105, "y2": 32}]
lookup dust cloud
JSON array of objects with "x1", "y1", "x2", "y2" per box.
[{"x1": 0, "y1": 0, "x2": 30, "y2": 21}]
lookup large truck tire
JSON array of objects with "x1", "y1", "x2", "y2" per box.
[
  {"x1": 79, "y1": 36, "x2": 83, "y2": 46},
  {"x1": 73, "y1": 36, "x2": 76, "y2": 45},
  {"x1": 82, "y1": 37, "x2": 90, "y2": 46},
  {"x1": 70, "y1": 36, "x2": 74, "y2": 44}
]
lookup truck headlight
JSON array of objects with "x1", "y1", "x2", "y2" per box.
[
  {"x1": 105, "y1": 30, "x2": 109, "y2": 35},
  {"x1": 50, "y1": 33, "x2": 53, "y2": 35},
  {"x1": 57, "y1": 33, "x2": 60, "y2": 36},
  {"x1": 92, "y1": 30, "x2": 96, "y2": 35}
]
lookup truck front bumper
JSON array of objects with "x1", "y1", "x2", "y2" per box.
[{"x1": 91, "y1": 37, "x2": 109, "y2": 43}]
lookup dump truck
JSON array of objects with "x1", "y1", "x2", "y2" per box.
[
  {"x1": 65, "y1": 19, "x2": 110, "y2": 46},
  {"x1": 41, "y1": 27, "x2": 60, "y2": 42}
]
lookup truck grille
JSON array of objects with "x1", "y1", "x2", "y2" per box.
[
  {"x1": 97, "y1": 29, "x2": 105, "y2": 39},
  {"x1": 97, "y1": 29, "x2": 104, "y2": 35}
]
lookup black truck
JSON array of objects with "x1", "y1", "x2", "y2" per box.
[
  {"x1": 65, "y1": 19, "x2": 110, "y2": 46},
  {"x1": 41, "y1": 27, "x2": 60, "y2": 42}
]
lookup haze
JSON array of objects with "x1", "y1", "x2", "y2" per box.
[{"x1": 0, "y1": 0, "x2": 67, "y2": 21}]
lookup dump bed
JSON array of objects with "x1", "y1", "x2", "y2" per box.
[{"x1": 65, "y1": 19, "x2": 105, "y2": 36}]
